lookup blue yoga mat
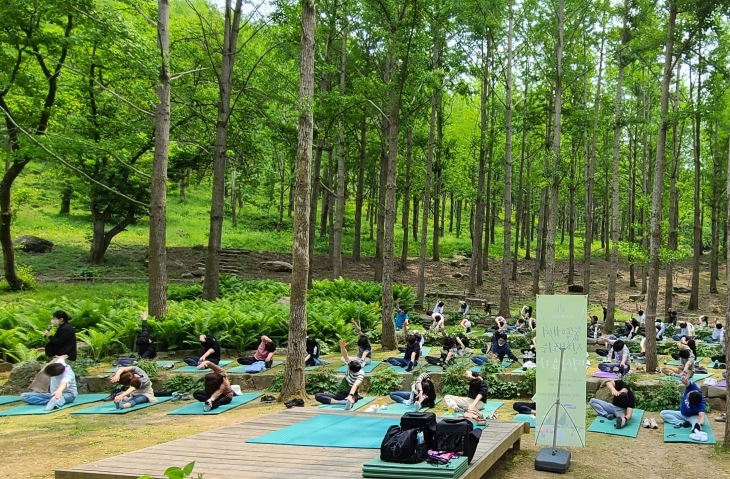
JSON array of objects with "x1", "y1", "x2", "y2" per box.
[
  {"x1": 170, "y1": 360, "x2": 234, "y2": 373},
  {"x1": 336, "y1": 361, "x2": 379, "y2": 373},
  {"x1": 316, "y1": 396, "x2": 375, "y2": 411},
  {"x1": 587, "y1": 410, "x2": 645, "y2": 438},
  {"x1": 0, "y1": 396, "x2": 20, "y2": 406},
  {"x1": 247, "y1": 414, "x2": 400, "y2": 448},
  {"x1": 71, "y1": 396, "x2": 173, "y2": 414},
  {"x1": 227, "y1": 361, "x2": 283, "y2": 374},
  {"x1": 0, "y1": 394, "x2": 109, "y2": 416},
  {"x1": 512, "y1": 414, "x2": 536, "y2": 428},
  {"x1": 167, "y1": 393, "x2": 261, "y2": 415}
]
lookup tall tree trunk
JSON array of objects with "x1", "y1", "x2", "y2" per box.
[
  {"x1": 689, "y1": 51, "x2": 702, "y2": 311},
  {"x1": 412, "y1": 196, "x2": 419, "y2": 243},
  {"x1": 433, "y1": 169, "x2": 441, "y2": 261},
  {"x1": 629, "y1": 130, "x2": 636, "y2": 287},
  {"x1": 666, "y1": 60, "x2": 682, "y2": 311},
  {"x1": 710, "y1": 121, "x2": 719, "y2": 293},
  {"x1": 513, "y1": 82, "x2": 528, "y2": 281},
  {"x1": 148, "y1": 0, "x2": 171, "y2": 317},
  {"x1": 607, "y1": 14, "x2": 627, "y2": 334},
  {"x1": 568, "y1": 157, "x2": 576, "y2": 285},
  {"x1": 449, "y1": 191, "x2": 454, "y2": 233},
  {"x1": 60, "y1": 187, "x2": 72, "y2": 215},
  {"x1": 499, "y1": 6, "x2": 514, "y2": 318},
  {"x1": 231, "y1": 168, "x2": 237, "y2": 227},
  {"x1": 532, "y1": 187, "x2": 547, "y2": 294},
  {"x1": 375, "y1": 84, "x2": 389, "y2": 281},
  {"x1": 645, "y1": 1, "x2": 676, "y2": 376},
  {"x1": 353, "y1": 109, "x2": 366, "y2": 261},
  {"x1": 544, "y1": 0, "x2": 564, "y2": 295},
  {"x1": 332, "y1": 24, "x2": 347, "y2": 278},
  {"x1": 469, "y1": 38, "x2": 488, "y2": 295},
  {"x1": 456, "y1": 199, "x2": 462, "y2": 238},
  {"x1": 584, "y1": 26, "x2": 606, "y2": 296},
  {"x1": 400, "y1": 127, "x2": 413, "y2": 271},
  {"x1": 724, "y1": 133, "x2": 730, "y2": 448},
  {"x1": 282, "y1": 0, "x2": 315, "y2": 402}
]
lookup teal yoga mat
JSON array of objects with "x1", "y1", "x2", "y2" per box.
[
  {"x1": 587, "y1": 410, "x2": 644, "y2": 438},
  {"x1": 336, "y1": 361, "x2": 379, "y2": 374},
  {"x1": 227, "y1": 361, "x2": 283, "y2": 374},
  {"x1": 362, "y1": 456, "x2": 468, "y2": 479},
  {"x1": 665, "y1": 358, "x2": 705, "y2": 366},
  {"x1": 0, "y1": 396, "x2": 20, "y2": 406},
  {"x1": 71, "y1": 396, "x2": 173, "y2": 414},
  {"x1": 664, "y1": 421, "x2": 716, "y2": 444},
  {"x1": 105, "y1": 360, "x2": 180, "y2": 373},
  {"x1": 247, "y1": 414, "x2": 399, "y2": 448},
  {"x1": 375, "y1": 399, "x2": 441, "y2": 415},
  {"x1": 0, "y1": 394, "x2": 109, "y2": 416},
  {"x1": 442, "y1": 400, "x2": 504, "y2": 418},
  {"x1": 167, "y1": 393, "x2": 261, "y2": 415},
  {"x1": 469, "y1": 361, "x2": 513, "y2": 373},
  {"x1": 421, "y1": 347, "x2": 432, "y2": 356},
  {"x1": 316, "y1": 396, "x2": 375, "y2": 411},
  {"x1": 512, "y1": 414, "x2": 535, "y2": 428},
  {"x1": 657, "y1": 372, "x2": 713, "y2": 383},
  {"x1": 170, "y1": 360, "x2": 233, "y2": 373}
]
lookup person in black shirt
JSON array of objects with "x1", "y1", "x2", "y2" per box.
[
  {"x1": 444, "y1": 370, "x2": 488, "y2": 412},
  {"x1": 136, "y1": 312, "x2": 157, "y2": 360},
  {"x1": 184, "y1": 335, "x2": 221, "y2": 366},
  {"x1": 44, "y1": 310, "x2": 77, "y2": 361},
  {"x1": 588, "y1": 379, "x2": 635, "y2": 429},
  {"x1": 385, "y1": 335, "x2": 420, "y2": 371},
  {"x1": 305, "y1": 337, "x2": 327, "y2": 367}
]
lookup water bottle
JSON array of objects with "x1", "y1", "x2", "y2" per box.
[{"x1": 417, "y1": 431, "x2": 424, "y2": 444}]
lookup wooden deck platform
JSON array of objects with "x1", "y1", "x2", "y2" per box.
[{"x1": 56, "y1": 408, "x2": 530, "y2": 479}]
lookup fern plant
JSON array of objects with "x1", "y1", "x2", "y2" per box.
[
  {"x1": 441, "y1": 363, "x2": 470, "y2": 396},
  {"x1": 305, "y1": 367, "x2": 341, "y2": 395},
  {"x1": 367, "y1": 367, "x2": 401, "y2": 396}
]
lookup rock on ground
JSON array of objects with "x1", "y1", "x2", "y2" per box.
[
  {"x1": 0, "y1": 360, "x2": 43, "y2": 395},
  {"x1": 260, "y1": 261, "x2": 293, "y2": 272},
  {"x1": 13, "y1": 235, "x2": 54, "y2": 253}
]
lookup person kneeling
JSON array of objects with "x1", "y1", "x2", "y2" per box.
[
  {"x1": 20, "y1": 357, "x2": 77, "y2": 411},
  {"x1": 111, "y1": 366, "x2": 157, "y2": 409},
  {"x1": 589, "y1": 379, "x2": 635, "y2": 428},
  {"x1": 194, "y1": 361, "x2": 234, "y2": 412},
  {"x1": 315, "y1": 339, "x2": 364, "y2": 410}
]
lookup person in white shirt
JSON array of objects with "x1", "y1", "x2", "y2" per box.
[
  {"x1": 458, "y1": 301, "x2": 470, "y2": 315},
  {"x1": 433, "y1": 301, "x2": 445, "y2": 315},
  {"x1": 20, "y1": 357, "x2": 77, "y2": 410},
  {"x1": 708, "y1": 322, "x2": 724, "y2": 344},
  {"x1": 673, "y1": 321, "x2": 695, "y2": 341},
  {"x1": 430, "y1": 312, "x2": 445, "y2": 331}
]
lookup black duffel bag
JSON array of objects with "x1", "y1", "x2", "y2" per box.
[
  {"x1": 380, "y1": 425, "x2": 427, "y2": 464},
  {"x1": 401, "y1": 411, "x2": 437, "y2": 449},
  {"x1": 434, "y1": 418, "x2": 482, "y2": 463}
]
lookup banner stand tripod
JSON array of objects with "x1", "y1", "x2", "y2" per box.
[{"x1": 534, "y1": 346, "x2": 571, "y2": 473}]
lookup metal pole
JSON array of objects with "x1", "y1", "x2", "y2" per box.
[{"x1": 551, "y1": 346, "x2": 566, "y2": 454}]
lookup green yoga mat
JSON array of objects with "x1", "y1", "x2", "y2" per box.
[
  {"x1": 0, "y1": 396, "x2": 20, "y2": 406},
  {"x1": 167, "y1": 393, "x2": 261, "y2": 415},
  {"x1": 316, "y1": 396, "x2": 375, "y2": 411},
  {"x1": 0, "y1": 394, "x2": 109, "y2": 416},
  {"x1": 664, "y1": 421, "x2": 716, "y2": 444},
  {"x1": 170, "y1": 360, "x2": 233, "y2": 373},
  {"x1": 72, "y1": 396, "x2": 173, "y2": 414},
  {"x1": 442, "y1": 400, "x2": 504, "y2": 418},
  {"x1": 375, "y1": 399, "x2": 441, "y2": 415},
  {"x1": 587, "y1": 410, "x2": 644, "y2": 438},
  {"x1": 657, "y1": 372, "x2": 713, "y2": 383},
  {"x1": 362, "y1": 456, "x2": 468, "y2": 479},
  {"x1": 227, "y1": 361, "x2": 283, "y2": 374},
  {"x1": 248, "y1": 414, "x2": 400, "y2": 448},
  {"x1": 336, "y1": 361, "x2": 379, "y2": 373},
  {"x1": 512, "y1": 414, "x2": 536, "y2": 428},
  {"x1": 105, "y1": 360, "x2": 180, "y2": 373}
]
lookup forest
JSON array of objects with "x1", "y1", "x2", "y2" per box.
[{"x1": 1, "y1": 0, "x2": 730, "y2": 395}]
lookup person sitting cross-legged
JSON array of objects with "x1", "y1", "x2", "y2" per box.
[
  {"x1": 660, "y1": 376, "x2": 707, "y2": 440},
  {"x1": 315, "y1": 339, "x2": 364, "y2": 410},
  {"x1": 193, "y1": 361, "x2": 234, "y2": 412},
  {"x1": 184, "y1": 335, "x2": 221, "y2": 367},
  {"x1": 237, "y1": 336, "x2": 276, "y2": 368},
  {"x1": 597, "y1": 340, "x2": 631, "y2": 375},
  {"x1": 385, "y1": 334, "x2": 421, "y2": 371},
  {"x1": 20, "y1": 357, "x2": 77, "y2": 410},
  {"x1": 426, "y1": 336, "x2": 457, "y2": 367},
  {"x1": 588, "y1": 379, "x2": 635, "y2": 428},
  {"x1": 662, "y1": 349, "x2": 695, "y2": 379},
  {"x1": 444, "y1": 370, "x2": 487, "y2": 413},
  {"x1": 110, "y1": 365, "x2": 157, "y2": 409}
]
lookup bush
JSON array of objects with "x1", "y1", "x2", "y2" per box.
[
  {"x1": 441, "y1": 362, "x2": 469, "y2": 396},
  {"x1": 367, "y1": 367, "x2": 401, "y2": 396},
  {"x1": 268, "y1": 369, "x2": 284, "y2": 392},
  {"x1": 634, "y1": 383, "x2": 682, "y2": 412},
  {"x1": 165, "y1": 375, "x2": 203, "y2": 394},
  {"x1": 305, "y1": 367, "x2": 341, "y2": 395},
  {"x1": 136, "y1": 360, "x2": 160, "y2": 382}
]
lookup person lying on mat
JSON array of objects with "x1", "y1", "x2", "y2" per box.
[
  {"x1": 597, "y1": 340, "x2": 631, "y2": 375},
  {"x1": 385, "y1": 334, "x2": 420, "y2": 371},
  {"x1": 430, "y1": 311, "x2": 445, "y2": 332},
  {"x1": 349, "y1": 319, "x2": 374, "y2": 365},
  {"x1": 444, "y1": 370, "x2": 487, "y2": 413},
  {"x1": 20, "y1": 356, "x2": 77, "y2": 410},
  {"x1": 237, "y1": 336, "x2": 276, "y2": 368},
  {"x1": 513, "y1": 395, "x2": 536, "y2": 416},
  {"x1": 194, "y1": 361, "x2": 234, "y2": 411},
  {"x1": 136, "y1": 312, "x2": 157, "y2": 360},
  {"x1": 111, "y1": 365, "x2": 157, "y2": 409},
  {"x1": 588, "y1": 379, "x2": 635, "y2": 428},
  {"x1": 389, "y1": 372, "x2": 436, "y2": 411},
  {"x1": 184, "y1": 335, "x2": 221, "y2": 367},
  {"x1": 315, "y1": 339, "x2": 364, "y2": 410},
  {"x1": 662, "y1": 349, "x2": 695, "y2": 379},
  {"x1": 473, "y1": 333, "x2": 520, "y2": 366},
  {"x1": 672, "y1": 321, "x2": 695, "y2": 341},
  {"x1": 660, "y1": 375, "x2": 706, "y2": 434}
]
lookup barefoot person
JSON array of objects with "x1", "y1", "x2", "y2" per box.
[
  {"x1": 110, "y1": 365, "x2": 157, "y2": 409},
  {"x1": 662, "y1": 349, "x2": 695, "y2": 379},
  {"x1": 194, "y1": 361, "x2": 234, "y2": 411},
  {"x1": 20, "y1": 357, "x2": 77, "y2": 410},
  {"x1": 588, "y1": 379, "x2": 635, "y2": 428},
  {"x1": 315, "y1": 339, "x2": 364, "y2": 410}
]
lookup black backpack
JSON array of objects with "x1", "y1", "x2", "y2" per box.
[
  {"x1": 434, "y1": 418, "x2": 482, "y2": 463},
  {"x1": 401, "y1": 411, "x2": 437, "y2": 448},
  {"x1": 380, "y1": 425, "x2": 427, "y2": 464}
]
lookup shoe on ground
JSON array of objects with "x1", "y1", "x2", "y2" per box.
[
  {"x1": 284, "y1": 399, "x2": 304, "y2": 408},
  {"x1": 260, "y1": 395, "x2": 276, "y2": 403},
  {"x1": 45, "y1": 397, "x2": 59, "y2": 411},
  {"x1": 650, "y1": 418, "x2": 658, "y2": 429},
  {"x1": 363, "y1": 404, "x2": 378, "y2": 413},
  {"x1": 171, "y1": 392, "x2": 182, "y2": 402},
  {"x1": 715, "y1": 414, "x2": 726, "y2": 423},
  {"x1": 203, "y1": 402, "x2": 212, "y2": 412},
  {"x1": 642, "y1": 418, "x2": 651, "y2": 428}
]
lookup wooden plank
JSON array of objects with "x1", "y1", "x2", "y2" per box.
[{"x1": 57, "y1": 409, "x2": 527, "y2": 479}]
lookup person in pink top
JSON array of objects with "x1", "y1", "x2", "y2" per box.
[{"x1": 237, "y1": 335, "x2": 277, "y2": 368}]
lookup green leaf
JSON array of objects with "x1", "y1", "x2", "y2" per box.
[
  {"x1": 182, "y1": 462, "x2": 195, "y2": 477},
  {"x1": 163, "y1": 467, "x2": 185, "y2": 479}
]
